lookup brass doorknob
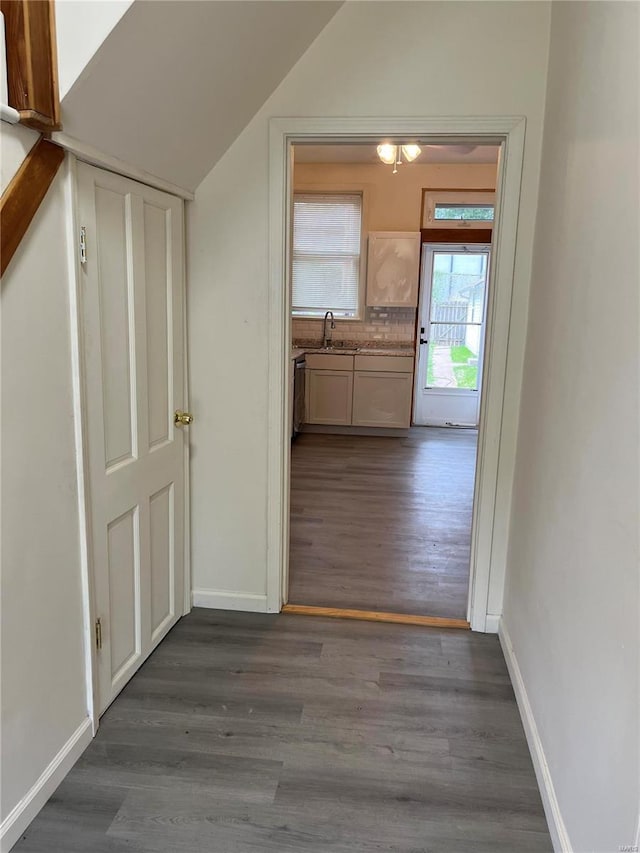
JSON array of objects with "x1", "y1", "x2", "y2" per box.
[{"x1": 174, "y1": 410, "x2": 193, "y2": 426}]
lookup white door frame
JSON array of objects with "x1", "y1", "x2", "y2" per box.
[
  {"x1": 414, "y1": 242, "x2": 492, "y2": 428},
  {"x1": 65, "y1": 154, "x2": 192, "y2": 732},
  {"x1": 267, "y1": 116, "x2": 526, "y2": 633}
]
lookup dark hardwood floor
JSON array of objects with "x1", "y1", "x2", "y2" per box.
[
  {"x1": 289, "y1": 427, "x2": 477, "y2": 618},
  {"x1": 15, "y1": 609, "x2": 551, "y2": 852}
]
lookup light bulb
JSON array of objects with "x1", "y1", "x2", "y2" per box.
[
  {"x1": 401, "y1": 144, "x2": 421, "y2": 162},
  {"x1": 377, "y1": 144, "x2": 397, "y2": 165}
]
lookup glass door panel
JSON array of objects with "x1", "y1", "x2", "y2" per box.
[
  {"x1": 424, "y1": 251, "x2": 488, "y2": 391},
  {"x1": 413, "y1": 243, "x2": 491, "y2": 428}
]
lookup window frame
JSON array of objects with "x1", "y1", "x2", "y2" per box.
[
  {"x1": 422, "y1": 190, "x2": 496, "y2": 230},
  {"x1": 291, "y1": 187, "x2": 368, "y2": 321}
]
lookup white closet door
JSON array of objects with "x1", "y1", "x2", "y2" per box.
[{"x1": 77, "y1": 163, "x2": 188, "y2": 714}]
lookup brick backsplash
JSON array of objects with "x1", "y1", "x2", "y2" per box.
[{"x1": 292, "y1": 307, "x2": 417, "y2": 345}]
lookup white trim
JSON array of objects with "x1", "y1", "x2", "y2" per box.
[
  {"x1": 64, "y1": 155, "x2": 99, "y2": 734},
  {"x1": 192, "y1": 589, "x2": 268, "y2": 612},
  {"x1": 0, "y1": 718, "x2": 92, "y2": 853},
  {"x1": 51, "y1": 133, "x2": 195, "y2": 201},
  {"x1": 499, "y1": 619, "x2": 572, "y2": 852},
  {"x1": 181, "y1": 201, "x2": 192, "y2": 617},
  {"x1": 484, "y1": 613, "x2": 500, "y2": 633},
  {"x1": 268, "y1": 116, "x2": 526, "y2": 632}
]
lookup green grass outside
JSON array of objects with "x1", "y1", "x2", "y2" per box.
[
  {"x1": 452, "y1": 365, "x2": 478, "y2": 389},
  {"x1": 451, "y1": 345, "x2": 478, "y2": 389},
  {"x1": 426, "y1": 344, "x2": 478, "y2": 390},
  {"x1": 450, "y1": 345, "x2": 475, "y2": 364}
]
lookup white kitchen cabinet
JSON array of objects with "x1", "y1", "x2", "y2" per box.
[
  {"x1": 352, "y1": 371, "x2": 413, "y2": 428},
  {"x1": 306, "y1": 370, "x2": 354, "y2": 425},
  {"x1": 366, "y1": 232, "x2": 421, "y2": 307}
]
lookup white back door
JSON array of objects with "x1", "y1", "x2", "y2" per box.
[
  {"x1": 77, "y1": 163, "x2": 189, "y2": 714},
  {"x1": 413, "y1": 244, "x2": 490, "y2": 427}
]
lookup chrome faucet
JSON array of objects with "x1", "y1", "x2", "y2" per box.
[{"x1": 322, "y1": 311, "x2": 336, "y2": 348}]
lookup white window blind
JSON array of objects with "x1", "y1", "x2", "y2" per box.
[{"x1": 292, "y1": 193, "x2": 362, "y2": 318}]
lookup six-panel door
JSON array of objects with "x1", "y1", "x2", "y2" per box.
[{"x1": 77, "y1": 163, "x2": 187, "y2": 714}]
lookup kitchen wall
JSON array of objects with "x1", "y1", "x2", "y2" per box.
[
  {"x1": 188, "y1": 0, "x2": 551, "y2": 612},
  {"x1": 294, "y1": 161, "x2": 497, "y2": 231},
  {"x1": 293, "y1": 307, "x2": 416, "y2": 347},
  {"x1": 502, "y1": 2, "x2": 639, "y2": 850},
  {"x1": 292, "y1": 160, "x2": 497, "y2": 347}
]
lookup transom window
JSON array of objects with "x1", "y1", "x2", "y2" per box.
[
  {"x1": 434, "y1": 203, "x2": 494, "y2": 222},
  {"x1": 292, "y1": 193, "x2": 363, "y2": 318},
  {"x1": 423, "y1": 191, "x2": 495, "y2": 230}
]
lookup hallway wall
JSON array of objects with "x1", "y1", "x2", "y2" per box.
[
  {"x1": 503, "y1": 2, "x2": 640, "y2": 850},
  {"x1": 1, "y1": 152, "x2": 89, "y2": 847},
  {"x1": 188, "y1": 1, "x2": 551, "y2": 615}
]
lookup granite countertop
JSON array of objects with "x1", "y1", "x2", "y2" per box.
[
  {"x1": 291, "y1": 348, "x2": 306, "y2": 360},
  {"x1": 295, "y1": 345, "x2": 414, "y2": 358}
]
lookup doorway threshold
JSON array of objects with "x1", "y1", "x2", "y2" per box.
[{"x1": 282, "y1": 604, "x2": 469, "y2": 629}]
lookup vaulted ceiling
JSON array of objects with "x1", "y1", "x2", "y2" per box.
[{"x1": 59, "y1": 1, "x2": 343, "y2": 191}]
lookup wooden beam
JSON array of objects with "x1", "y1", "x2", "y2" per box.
[
  {"x1": 421, "y1": 228, "x2": 493, "y2": 244},
  {"x1": 281, "y1": 603, "x2": 470, "y2": 630},
  {"x1": 1, "y1": 138, "x2": 65, "y2": 277},
  {"x1": 1, "y1": 0, "x2": 61, "y2": 131}
]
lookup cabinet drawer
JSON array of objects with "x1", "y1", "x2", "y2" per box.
[
  {"x1": 305, "y1": 353, "x2": 355, "y2": 371},
  {"x1": 354, "y1": 355, "x2": 414, "y2": 373},
  {"x1": 352, "y1": 371, "x2": 412, "y2": 428}
]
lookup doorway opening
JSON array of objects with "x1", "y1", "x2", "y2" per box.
[
  {"x1": 266, "y1": 117, "x2": 526, "y2": 632},
  {"x1": 282, "y1": 139, "x2": 500, "y2": 626}
]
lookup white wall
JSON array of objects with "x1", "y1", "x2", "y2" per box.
[
  {"x1": 55, "y1": 0, "x2": 133, "y2": 98},
  {"x1": 0, "y1": 123, "x2": 38, "y2": 192},
  {"x1": 58, "y1": 0, "x2": 342, "y2": 190},
  {"x1": 188, "y1": 1, "x2": 551, "y2": 612},
  {"x1": 1, "y1": 143, "x2": 88, "y2": 843},
  {"x1": 502, "y1": 2, "x2": 640, "y2": 851}
]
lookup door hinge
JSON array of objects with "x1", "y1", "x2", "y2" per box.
[
  {"x1": 79, "y1": 226, "x2": 87, "y2": 265},
  {"x1": 95, "y1": 617, "x2": 102, "y2": 651}
]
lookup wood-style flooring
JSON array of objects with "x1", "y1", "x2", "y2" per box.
[
  {"x1": 289, "y1": 428, "x2": 477, "y2": 619},
  {"x1": 15, "y1": 609, "x2": 552, "y2": 852}
]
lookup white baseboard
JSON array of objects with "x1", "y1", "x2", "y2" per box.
[
  {"x1": 499, "y1": 620, "x2": 572, "y2": 853},
  {"x1": 191, "y1": 588, "x2": 268, "y2": 612},
  {"x1": 484, "y1": 613, "x2": 500, "y2": 633},
  {"x1": 1, "y1": 717, "x2": 92, "y2": 853}
]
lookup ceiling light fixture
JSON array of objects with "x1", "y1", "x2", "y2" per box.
[{"x1": 376, "y1": 143, "x2": 422, "y2": 173}]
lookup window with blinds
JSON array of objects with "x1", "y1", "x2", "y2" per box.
[{"x1": 292, "y1": 193, "x2": 362, "y2": 318}]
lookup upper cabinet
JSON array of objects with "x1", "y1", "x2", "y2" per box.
[{"x1": 366, "y1": 231, "x2": 420, "y2": 308}]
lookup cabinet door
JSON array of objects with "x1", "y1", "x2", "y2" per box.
[
  {"x1": 366, "y1": 232, "x2": 421, "y2": 307},
  {"x1": 306, "y1": 370, "x2": 353, "y2": 425},
  {"x1": 352, "y1": 371, "x2": 412, "y2": 428}
]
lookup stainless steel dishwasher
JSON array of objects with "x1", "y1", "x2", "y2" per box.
[{"x1": 292, "y1": 354, "x2": 306, "y2": 439}]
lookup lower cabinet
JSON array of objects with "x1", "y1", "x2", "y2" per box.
[
  {"x1": 304, "y1": 354, "x2": 414, "y2": 428},
  {"x1": 352, "y1": 371, "x2": 413, "y2": 428},
  {"x1": 306, "y1": 369, "x2": 353, "y2": 425}
]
